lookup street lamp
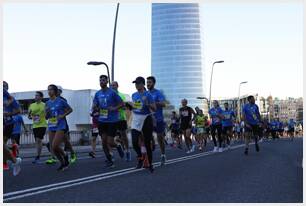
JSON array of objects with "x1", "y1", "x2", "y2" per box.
[
  {"x1": 197, "y1": 96, "x2": 209, "y2": 112},
  {"x1": 237, "y1": 81, "x2": 248, "y2": 121},
  {"x1": 208, "y1": 60, "x2": 224, "y2": 108},
  {"x1": 87, "y1": 61, "x2": 111, "y2": 84},
  {"x1": 111, "y1": 3, "x2": 120, "y2": 82}
]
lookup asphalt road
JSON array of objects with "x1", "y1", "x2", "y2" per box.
[{"x1": 3, "y1": 138, "x2": 303, "y2": 203}]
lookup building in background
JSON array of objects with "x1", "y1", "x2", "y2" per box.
[{"x1": 152, "y1": 3, "x2": 205, "y2": 110}]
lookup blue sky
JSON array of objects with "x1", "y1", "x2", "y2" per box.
[{"x1": 3, "y1": 2, "x2": 303, "y2": 100}]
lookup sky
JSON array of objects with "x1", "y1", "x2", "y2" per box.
[{"x1": 3, "y1": 2, "x2": 303, "y2": 100}]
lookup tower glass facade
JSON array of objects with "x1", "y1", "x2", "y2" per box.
[{"x1": 152, "y1": 3, "x2": 205, "y2": 110}]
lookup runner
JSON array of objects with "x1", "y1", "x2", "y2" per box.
[
  {"x1": 277, "y1": 119, "x2": 284, "y2": 138},
  {"x1": 269, "y1": 118, "x2": 279, "y2": 140},
  {"x1": 45, "y1": 84, "x2": 73, "y2": 171},
  {"x1": 128, "y1": 76, "x2": 156, "y2": 172},
  {"x1": 89, "y1": 110, "x2": 100, "y2": 158},
  {"x1": 57, "y1": 88, "x2": 77, "y2": 164},
  {"x1": 147, "y1": 76, "x2": 167, "y2": 165},
  {"x1": 169, "y1": 111, "x2": 182, "y2": 149},
  {"x1": 242, "y1": 95, "x2": 261, "y2": 155},
  {"x1": 209, "y1": 100, "x2": 224, "y2": 152},
  {"x1": 110, "y1": 81, "x2": 132, "y2": 162},
  {"x1": 287, "y1": 118, "x2": 296, "y2": 141},
  {"x1": 194, "y1": 109, "x2": 206, "y2": 151},
  {"x1": 179, "y1": 99, "x2": 196, "y2": 154},
  {"x1": 92, "y1": 75, "x2": 124, "y2": 168},
  {"x1": 28, "y1": 91, "x2": 49, "y2": 164},
  {"x1": 221, "y1": 102, "x2": 235, "y2": 150},
  {"x1": 3, "y1": 81, "x2": 22, "y2": 175}
]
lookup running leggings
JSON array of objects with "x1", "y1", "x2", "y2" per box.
[
  {"x1": 132, "y1": 115, "x2": 154, "y2": 166},
  {"x1": 210, "y1": 124, "x2": 223, "y2": 147}
]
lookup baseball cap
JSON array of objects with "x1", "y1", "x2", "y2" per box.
[{"x1": 132, "y1": 76, "x2": 145, "y2": 84}]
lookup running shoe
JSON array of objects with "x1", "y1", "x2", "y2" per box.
[
  {"x1": 57, "y1": 164, "x2": 68, "y2": 171},
  {"x1": 191, "y1": 145, "x2": 196, "y2": 153},
  {"x1": 12, "y1": 157, "x2": 22, "y2": 176},
  {"x1": 186, "y1": 150, "x2": 191, "y2": 154},
  {"x1": 136, "y1": 158, "x2": 144, "y2": 169},
  {"x1": 199, "y1": 146, "x2": 203, "y2": 151},
  {"x1": 218, "y1": 147, "x2": 223, "y2": 153},
  {"x1": 148, "y1": 165, "x2": 154, "y2": 173},
  {"x1": 89, "y1": 152, "x2": 96, "y2": 158},
  {"x1": 32, "y1": 156, "x2": 40, "y2": 164},
  {"x1": 3, "y1": 163, "x2": 9, "y2": 170},
  {"x1": 244, "y1": 148, "x2": 248, "y2": 155},
  {"x1": 105, "y1": 160, "x2": 115, "y2": 168},
  {"x1": 46, "y1": 157, "x2": 57, "y2": 164},
  {"x1": 213, "y1": 147, "x2": 218, "y2": 152},
  {"x1": 70, "y1": 153, "x2": 77, "y2": 164},
  {"x1": 116, "y1": 144, "x2": 124, "y2": 159},
  {"x1": 255, "y1": 144, "x2": 260, "y2": 152},
  {"x1": 160, "y1": 155, "x2": 166, "y2": 166}
]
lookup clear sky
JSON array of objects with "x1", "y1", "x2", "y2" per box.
[{"x1": 3, "y1": 2, "x2": 303, "y2": 100}]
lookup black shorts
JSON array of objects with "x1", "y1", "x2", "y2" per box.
[
  {"x1": 210, "y1": 124, "x2": 222, "y2": 137},
  {"x1": 98, "y1": 122, "x2": 117, "y2": 137},
  {"x1": 288, "y1": 128, "x2": 294, "y2": 133},
  {"x1": 11, "y1": 133, "x2": 21, "y2": 145},
  {"x1": 222, "y1": 126, "x2": 233, "y2": 134},
  {"x1": 117, "y1": 120, "x2": 127, "y2": 131},
  {"x1": 33, "y1": 127, "x2": 47, "y2": 139},
  {"x1": 245, "y1": 124, "x2": 260, "y2": 136},
  {"x1": 180, "y1": 122, "x2": 191, "y2": 131},
  {"x1": 4, "y1": 124, "x2": 14, "y2": 139}
]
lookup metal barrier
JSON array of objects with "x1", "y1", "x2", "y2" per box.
[{"x1": 10, "y1": 131, "x2": 85, "y2": 146}]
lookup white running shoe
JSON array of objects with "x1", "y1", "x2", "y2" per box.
[
  {"x1": 213, "y1": 147, "x2": 218, "y2": 152},
  {"x1": 12, "y1": 157, "x2": 22, "y2": 176},
  {"x1": 191, "y1": 145, "x2": 196, "y2": 152},
  {"x1": 186, "y1": 150, "x2": 191, "y2": 154},
  {"x1": 218, "y1": 147, "x2": 223, "y2": 153}
]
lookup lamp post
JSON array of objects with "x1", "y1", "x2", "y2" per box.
[
  {"x1": 111, "y1": 3, "x2": 120, "y2": 82},
  {"x1": 237, "y1": 81, "x2": 248, "y2": 121},
  {"x1": 87, "y1": 61, "x2": 110, "y2": 84},
  {"x1": 208, "y1": 60, "x2": 224, "y2": 108}
]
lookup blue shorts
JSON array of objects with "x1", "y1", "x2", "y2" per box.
[{"x1": 154, "y1": 121, "x2": 165, "y2": 134}]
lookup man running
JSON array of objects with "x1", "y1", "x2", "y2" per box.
[
  {"x1": 3, "y1": 81, "x2": 22, "y2": 175},
  {"x1": 28, "y1": 91, "x2": 49, "y2": 164},
  {"x1": 45, "y1": 84, "x2": 73, "y2": 171},
  {"x1": 169, "y1": 111, "x2": 182, "y2": 149},
  {"x1": 110, "y1": 81, "x2": 132, "y2": 162},
  {"x1": 287, "y1": 118, "x2": 296, "y2": 141},
  {"x1": 146, "y1": 76, "x2": 167, "y2": 165},
  {"x1": 179, "y1": 99, "x2": 196, "y2": 154},
  {"x1": 57, "y1": 88, "x2": 77, "y2": 164},
  {"x1": 269, "y1": 118, "x2": 279, "y2": 140},
  {"x1": 209, "y1": 100, "x2": 224, "y2": 152},
  {"x1": 221, "y1": 102, "x2": 235, "y2": 150},
  {"x1": 128, "y1": 76, "x2": 156, "y2": 172},
  {"x1": 242, "y1": 95, "x2": 261, "y2": 155},
  {"x1": 89, "y1": 110, "x2": 100, "y2": 158},
  {"x1": 92, "y1": 75, "x2": 124, "y2": 168}
]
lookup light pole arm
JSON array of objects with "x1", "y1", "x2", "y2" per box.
[
  {"x1": 111, "y1": 3, "x2": 120, "y2": 82},
  {"x1": 208, "y1": 63, "x2": 215, "y2": 109}
]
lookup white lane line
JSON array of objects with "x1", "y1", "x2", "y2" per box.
[{"x1": 4, "y1": 143, "x2": 251, "y2": 202}]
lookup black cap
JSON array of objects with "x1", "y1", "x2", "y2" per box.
[{"x1": 132, "y1": 76, "x2": 145, "y2": 84}]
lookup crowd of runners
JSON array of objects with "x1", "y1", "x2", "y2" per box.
[{"x1": 3, "y1": 76, "x2": 303, "y2": 176}]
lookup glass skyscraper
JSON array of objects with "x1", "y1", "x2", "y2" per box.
[{"x1": 152, "y1": 3, "x2": 205, "y2": 110}]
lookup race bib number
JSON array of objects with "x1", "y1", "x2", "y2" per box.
[
  {"x1": 134, "y1": 101, "x2": 142, "y2": 110},
  {"x1": 100, "y1": 109, "x2": 108, "y2": 119},
  {"x1": 252, "y1": 113, "x2": 257, "y2": 120},
  {"x1": 182, "y1": 111, "x2": 189, "y2": 117},
  {"x1": 33, "y1": 115, "x2": 40, "y2": 123},
  {"x1": 49, "y1": 117, "x2": 58, "y2": 127}
]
